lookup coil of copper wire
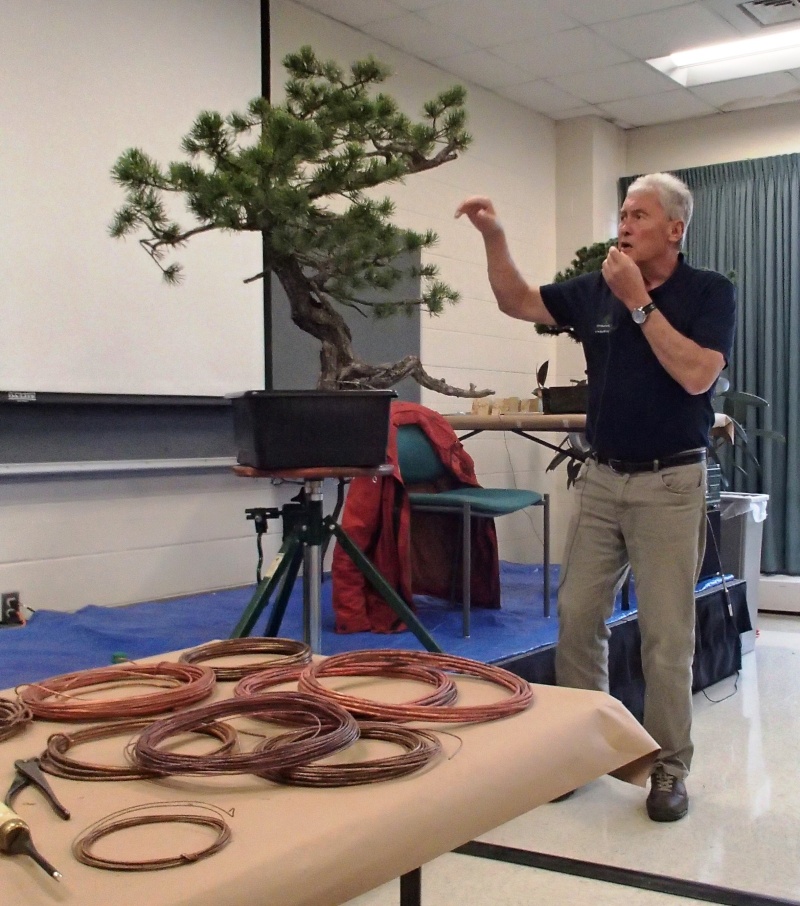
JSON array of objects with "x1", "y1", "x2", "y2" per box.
[
  {"x1": 132, "y1": 692, "x2": 359, "y2": 776},
  {"x1": 178, "y1": 637, "x2": 312, "y2": 681},
  {"x1": 18, "y1": 662, "x2": 216, "y2": 721},
  {"x1": 73, "y1": 802, "x2": 232, "y2": 872},
  {"x1": 40, "y1": 717, "x2": 239, "y2": 781},
  {"x1": 255, "y1": 722, "x2": 443, "y2": 786},
  {"x1": 0, "y1": 695, "x2": 32, "y2": 741},
  {"x1": 297, "y1": 649, "x2": 533, "y2": 723},
  {"x1": 232, "y1": 663, "x2": 305, "y2": 697},
  {"x1": 234, "y1": 659, "x2": 458, "y2": 709}
]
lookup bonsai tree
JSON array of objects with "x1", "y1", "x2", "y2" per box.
[{"x1": 109, "y1": 46, "x2": 491, "y2": 398}]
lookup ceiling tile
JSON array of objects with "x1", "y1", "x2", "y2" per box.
[
  {"x1": 551, "y1": 104, "x2": 613, "y2": 122},
  {"x1": 690, "y1": 71, "x2": 800, "y2": 110},
  {"x1": 435, "y1": 50, "x2": 532, "y2": 89},
  {"x1": 491, "y1": 27, "x2": 632, "y2": 80},
  {"x1": 292, "y1": 0, "x2": 800, "y2": 129},
  {"x1": 592, "y1": 2, "x2": 740, "y2": 59},
  {"x1": 551, "y1": 60, "x2": 678, "y2": 104},
  {"x1": 598, "y1": 89, "x2": 718, "y2": 126},
  {"x1": 419, "y1": 0, "x2": 577, "y2": 47},
  {"x1": 360, "y1": 13, "x2": 475, "y2": 60},
  {"x1": 553, "y1": 0, "x2": 690, "y2": 26},
  {"x1": 699, "y1": 0, "x2": 766, "y2": 35},
  {"x1": 295, "y1": 0, "x2": 404, "y2": 27},
  {"x1": 391, "y1": 0, "x2": 451, "y2": 9},
  {"x1": 494, "y1": 79, "x2": 587, "y2": 115}
]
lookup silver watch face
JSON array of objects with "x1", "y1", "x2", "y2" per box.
[{"x1": 632, "y1": 307, "x2": 647, "y2": 324}]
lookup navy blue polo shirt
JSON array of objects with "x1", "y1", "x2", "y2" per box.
[{"x1": 540, "y1": 256, "x2": 736, "y2": 461}]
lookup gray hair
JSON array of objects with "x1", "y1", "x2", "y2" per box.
[{"x1": 626, "y1": 172, "x2": 693, "y2": 231}]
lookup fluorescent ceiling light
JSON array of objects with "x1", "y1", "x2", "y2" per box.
[{"x1": 648, "y1": 26, "x2": 800, "y2": 86}]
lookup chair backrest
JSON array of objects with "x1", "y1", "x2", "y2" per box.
[{"x1": 396, "y1": 425, "x2": 448, "y2": 484}]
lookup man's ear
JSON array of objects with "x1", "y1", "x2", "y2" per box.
[{"x1": 670, "y1": 220, "x2": 685, "y2": 244}]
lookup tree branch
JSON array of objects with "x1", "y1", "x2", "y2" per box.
[{"x1": 339, "y1": 355, "x2": 492, "y2": 398}]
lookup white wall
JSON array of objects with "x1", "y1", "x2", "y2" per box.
[
  {"x1": 626, "y1": 100, "x2": 800, "y2": 174},
  {"x1": 1, "y1": 0, "x2": 562, "y2": 614},
  {"x1": 0, "y1": 0, "x2": 265, "y2": 397}
]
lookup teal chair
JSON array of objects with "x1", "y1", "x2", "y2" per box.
[{"x1": 396, "y1": 424, "x2": 551, "y2": 637}]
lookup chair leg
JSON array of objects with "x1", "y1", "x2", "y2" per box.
[
  {"x1": 462, "y1": 503, "x2": 472, "y2": 637},
  {"x1": 543, "y1": 494, "x2": 551, "y2": 618}
]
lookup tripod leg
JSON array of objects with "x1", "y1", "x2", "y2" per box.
[
  {"x1": 230, "y1": 533, "x2": 302, "y2": 638},
  {"x1": 263, "y1": 543, "x2": 304, "y2": 638},
  {"x1": 330, "y1": 521, "x2": 442, "y2": 653}
]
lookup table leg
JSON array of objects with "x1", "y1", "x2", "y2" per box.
[{"x1": 399, "y1": 868, "x2": 422, "y2": 906}]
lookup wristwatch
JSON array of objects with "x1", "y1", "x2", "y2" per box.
[{"x1": 631, "y1": 301, "x2": 657, "y2": 324}]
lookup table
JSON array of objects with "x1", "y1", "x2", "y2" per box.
[
  {"x1": 443, "y1": 411, "x2": 734, "y2": 451},
  {"x1": 444, "y1": 412, "x2": 734, "y2": 450},
  {"x1": 444, "y1": 412, "x2": 588, "y2": 459},
  {"x1": 1, "y1": 656, "x2": 658, "y2": 906}
]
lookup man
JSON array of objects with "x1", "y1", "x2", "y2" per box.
[{"x1": 456, "y1": 173, "x2": 735, "y2": 821}]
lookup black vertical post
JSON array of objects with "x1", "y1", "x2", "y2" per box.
[
  {"x1": 399, "y1": 868, "x2": 422, "y2": 906},
  {"x1": 260, "y1": 0, "x2": 272, "y2": 389}
]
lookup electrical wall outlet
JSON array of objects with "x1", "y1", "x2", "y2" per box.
[{"x1": 1, "y1": 592, "x2": 23, "y2": 625}]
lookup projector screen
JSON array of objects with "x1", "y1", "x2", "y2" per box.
[{"x1": 0, "y1": 0, "x2": 265, "y2": 397}]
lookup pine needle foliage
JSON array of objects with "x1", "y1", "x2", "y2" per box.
[{"x1": 110, "y1": 46, "x2": 491, "y2": 395}]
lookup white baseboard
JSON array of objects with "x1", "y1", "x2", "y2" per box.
[{"x1": 759, "y1": 575, "x2": 800, "y2": 614}]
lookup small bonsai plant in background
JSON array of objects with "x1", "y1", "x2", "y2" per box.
[
  {"x1": 534, "y1": 238, "x2": 617, "y2": 343},
  {"x1": 110, "y1": 46, "x2": 491, "y2": 399},
  {"x1": 534, "y1": 239, "x2": 615, "y2": 486}
]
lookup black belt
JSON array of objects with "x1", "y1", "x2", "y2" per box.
[{"x1": 593, "y1": 449, "x2": 706, "y2": 474}]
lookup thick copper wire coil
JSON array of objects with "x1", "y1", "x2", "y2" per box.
[
  {"x1": 0, "y1": 695, "x2": 32, "y2": 741},
  {"x1": 234, "y1": 660, "x2": 459, "y2": 709},
  {"x1": 40, "y1": 717, "x2": 239, "y2": 781},
  {"x1": 232, "y1": 664, "x2": 306, "y2": 696},
  {"x1": 255, "y1": 722, "x2": 443, "y2": 786},
  {"x1": 297, "y1": 650, "x2": 533, "y2": 723},
  {"x1": 178, "y1": 638, "x2": 312, "y2": 681},
  {"x1": 132, "y1": 692, "x2": 359, "y2": 776},
  {"x1": 18, "y1": 662, "x2": 216, "y2": 721}
]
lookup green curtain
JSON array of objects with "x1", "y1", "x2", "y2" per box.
[{"x1": 621, "y1": 155, "x2": 800, "y2": 574}]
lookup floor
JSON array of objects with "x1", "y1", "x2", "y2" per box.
[{"x1": 343, "y1": 613, "x2": 800, "y2": 906}]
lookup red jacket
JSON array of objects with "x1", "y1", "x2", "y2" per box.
[{"x1": 332, "y1": 402, "x2": 500, "y2": 633}]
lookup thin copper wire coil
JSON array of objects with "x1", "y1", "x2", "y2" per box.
[
  {"x1": 39, "y1": 717, "x2": 239, "y2": 781},
  {"x1": 297, "y1": 650, "x2": 533, "y2": 723},
  {"x1": 73, "y1": 803, "x2": 231, "y2": 872},
  {"x1": 17, "y1": 662, "x2": 216, "y2": 721},
  {"x1": 132, "y1": 692, "x2": 359, "y2": 776},
  {"x1": 0, "y1": 695, "x2": 33, "y2": 741},
  {"x1": 178, "y1": 638, "x2": 312, "y2": 681},
  {"x1": 255, "y1": 722, "x2": 443, "y2": 787},
  {"x1": 233, "y1": 660, "x2": 459, "y2": 709}
]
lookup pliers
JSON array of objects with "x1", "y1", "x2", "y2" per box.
[{"x1": 4, "y1": 758, "x2": 70, "y2": 820}]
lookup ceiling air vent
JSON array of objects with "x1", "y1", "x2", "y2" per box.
[{"x1": 740, "y1": 0, "x2": 800, "y2": 26}]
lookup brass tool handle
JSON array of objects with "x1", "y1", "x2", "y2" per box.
[{"x1": 0, "y1": 801, "x2": 62, "y2": 880}]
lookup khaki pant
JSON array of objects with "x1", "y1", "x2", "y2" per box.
[{"x1": 555, "y1": 458, "x2": 707, "y2": 779}]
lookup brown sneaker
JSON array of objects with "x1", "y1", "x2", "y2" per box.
[{"x1": 646, "y1": 767, "x2": 689, "y2": 822}]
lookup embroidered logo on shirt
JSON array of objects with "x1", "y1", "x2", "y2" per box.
[{"x1": 594, "y1": 313, "x2": 614, "y2": 334}]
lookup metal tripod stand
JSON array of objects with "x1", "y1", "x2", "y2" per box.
[{"x1": 230, "y1": 465, "x2": 441, "y2": 653}]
